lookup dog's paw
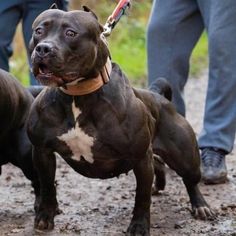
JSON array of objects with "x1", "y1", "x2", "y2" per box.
[
  {"x1": 126, "y1": 219, "x2": 150, "y2": 236},
  {"x1": 34, "y1": 209, "x2": 55, "y2": 230},
  {"x1": 192, "y1": 206, "x2": 216, "y2": 221}
]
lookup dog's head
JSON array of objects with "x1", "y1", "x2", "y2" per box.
[{"x1": 29, "y1": 5, "x2": 109, "y2": 87}]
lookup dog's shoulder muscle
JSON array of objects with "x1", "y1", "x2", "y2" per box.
[{"x1": 27, "y1": 87, "x2": 66, "y2": 145}]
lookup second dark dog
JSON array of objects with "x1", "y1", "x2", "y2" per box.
[{"x1": 0, "y1": 69, "x2": 41, "y2": 209}]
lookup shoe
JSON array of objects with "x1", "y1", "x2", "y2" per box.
[{"x1": 201, "y1": 147, "x2": 228, "y2": 184}]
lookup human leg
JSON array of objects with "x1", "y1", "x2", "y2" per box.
[
  {"x1": 147, "y1": 0, "x2": 204, "y2": 115},
  {"x1": 198, "y1": 0, "x2": 236, "y2": 183},
  {"x1": 0, "y1": 1, "x2": 22, "y2": 71}
]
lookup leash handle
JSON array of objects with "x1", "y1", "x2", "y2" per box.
[{"x1": 103, "y1": 0, "x2": 131, "y2": 37}]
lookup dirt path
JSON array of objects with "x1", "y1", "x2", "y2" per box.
[{"x1": 0, "y1": 72, "x2": 236, "y2": 236}]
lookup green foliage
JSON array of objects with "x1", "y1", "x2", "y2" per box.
[
  {"x1": 108, "y1": 17, "x2": 147, "y2": 86},
  {"x1": 190, "y1": 32, "x2": 208, "y2": 77},
  {"x1": 10, "y1": 49, "x2": 29, "y2": 86}
]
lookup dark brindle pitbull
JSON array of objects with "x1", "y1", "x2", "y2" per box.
[
  {"x1": 0, "y1": 69, "x2": 40, "y2": 208},
  {"x1": 28, "y1": 5, "x2": 214, "y2": 235}
]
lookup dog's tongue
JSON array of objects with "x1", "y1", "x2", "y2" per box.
[{"x1": 39, "y1": 64, "x2": 52, "y2": 74}]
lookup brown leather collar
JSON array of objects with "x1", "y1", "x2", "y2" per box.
[{"x1": 60, "y1": 58, "x2": 112, "y2": 96}]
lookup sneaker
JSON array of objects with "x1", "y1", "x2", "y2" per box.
[{"x1": 201, "y1": 147, "x2": 228, "y2": 184}]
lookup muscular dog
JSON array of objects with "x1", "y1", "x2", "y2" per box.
[
  {"x1": 0, "y1": 69, "x2": 40, "y2": 208},
  {"x1": 28, "y1": 6, "x2": 214, "y2": 235}
]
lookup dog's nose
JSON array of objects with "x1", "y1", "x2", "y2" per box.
[{"x1": 35, "y1": 43, "x2": 52, "y2": 57}]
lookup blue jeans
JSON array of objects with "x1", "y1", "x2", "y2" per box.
[
  {"x1": 0, "y1": 0, "x2": 67, "y2": 85},
  {"x1": 147, "y1": 0, "x2": 236, "y2": 153}
]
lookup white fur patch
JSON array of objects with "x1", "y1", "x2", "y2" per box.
[{"x1": 58, "y1": 101, "x2": 94, "y2": 163}]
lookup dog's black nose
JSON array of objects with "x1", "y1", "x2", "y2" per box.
[{"x1": 35, "y1": 43, "x2": 52, "y2": 57}]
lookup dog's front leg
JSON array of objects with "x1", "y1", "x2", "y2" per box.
[
  {"x1": 127, "y1": 148, "x2": 154, "y2": 236},
  {"x1": 33, "y1": 146, "x2": 58, "y2": 230}
]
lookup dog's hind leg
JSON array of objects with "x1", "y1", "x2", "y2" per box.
[
  {"x1": 152, "y1": 154, "x2": 166, "y2": 195},
  {"x1": 152, "y1": 104, "x2": 215, "y2": 220},
  {"x1": 126, "y1": 148, "x2": 154, "y2": 236}
]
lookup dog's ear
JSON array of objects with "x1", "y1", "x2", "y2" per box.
[
  {"x1": 82, "y1": 5, "x2": 104, "y2": 32},
  {"x1": 82, "y1": 5, "x2": 98, "y2": 20},
  {"x1": 50, "y1": 3, "x2": 58, "y2": 9}
]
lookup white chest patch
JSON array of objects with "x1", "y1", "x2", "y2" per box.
[{"x1": 57, "y1": 101, "x2": 94, "y2": 163}]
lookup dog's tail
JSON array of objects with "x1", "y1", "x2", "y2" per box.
[{"x1": 149, "y1": 77, "x2": 172, "y2": 101}]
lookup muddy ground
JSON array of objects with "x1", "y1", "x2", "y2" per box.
[{"x1": 0, "y1": 72, "x2": 236, "y2": 236}]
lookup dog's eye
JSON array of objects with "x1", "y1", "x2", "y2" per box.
[
  {"x1": 66, "y1": 30, "x2": 77, "y2": 38},
  {"x1": 35, "y1": 27, "x2": 43, "y2": 36}
]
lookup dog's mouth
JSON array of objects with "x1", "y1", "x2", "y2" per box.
[
  {"x1": 33, "y1": 63, "x2": 81, "y2": 86},
  {"x1": 38, "y1": 63, "x2": 53, "y2": 76}
]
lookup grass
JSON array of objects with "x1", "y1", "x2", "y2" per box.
[{"x1": 9, "y1": 1, "x2": 208, "y2": 86}]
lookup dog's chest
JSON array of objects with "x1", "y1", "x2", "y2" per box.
[{"x1": 57, "y1": 101, "x2": 95, "y2": 163}]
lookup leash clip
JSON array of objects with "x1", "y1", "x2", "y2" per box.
[{"x1": 103, "y1": 0, "x2": 131, "y2": 37}]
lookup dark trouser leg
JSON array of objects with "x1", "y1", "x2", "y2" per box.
[
  {"x1": 198, "y1": 0, "x2": 236, "y2": 153},
  {"x1": 147, "y1": 0, "x2": 204, "y2": 116},
  {"x1": 0, "y1": 1, "x2": 21, "y2": 71}
]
